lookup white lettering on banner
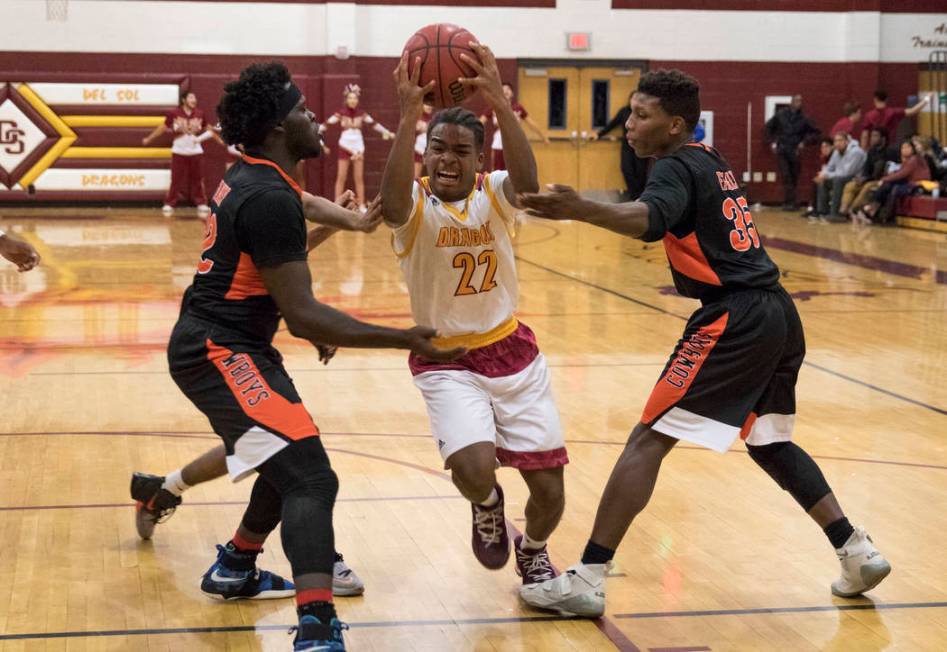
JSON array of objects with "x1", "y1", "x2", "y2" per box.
[
  {"x1": 31, "y1": 168, "x2": 171, "y2": 191},
  {"x1": 27, "y1": 83, "x2": 179, "y2": 106}
]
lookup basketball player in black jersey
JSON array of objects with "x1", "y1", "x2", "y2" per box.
[
  {"x1": 168, "y1": 62, "x2": 461, "y2": 651},
  {"x1": 518, "y1": 70, "x2": 890, "y2": 617}
]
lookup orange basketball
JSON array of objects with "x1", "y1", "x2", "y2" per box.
[{"x1": 402, "y1": 23, "x2": 480, "y2": 108}]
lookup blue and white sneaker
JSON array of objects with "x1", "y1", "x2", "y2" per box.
[
  {"x1": 200, "y1": 544, "x2": 295, "y2": 600},
  {"x1": 292, "y1": 615, "x2": 348, "y2": 651}
]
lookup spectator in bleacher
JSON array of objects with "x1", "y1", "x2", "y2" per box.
[
  {"x1": 830, "y1": 101, "x2": 862, "y2": 139},
  {"x1": 803, "y1": 137, "x2": 834, "y2": 217},
  {"x1": 143, "y1": 91, "x2": 223, "y2": 217},
  {"x1": 859, "y1": 90, "x2": 930, "y2": 151},
  {"x1": 840, "y1": 127, "x2": 898, "y2": 217},
  {"x1": 591, "y1": 90, "x2": 650, "y2": 199},
  {"x1": 813, "y1": 132, "x2": 866, "y2": 221},
  {"x1": 912, "y1": 134, "x2": 947, "y2": 183},
  {"x1": 765, "y1": 94, "x2": 821, "y2": 210},
  {"x1": 853, "y1": 139, "x2": 930, "y2": 225}
]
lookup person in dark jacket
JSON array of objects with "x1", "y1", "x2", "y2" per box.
[
  {"x1": 591, "y1": 90, "x2": 650, "y2": 200},
  {"x1": 854, "y1": 140, "x2": 930, "y2": 225},
  {"x1": 840, "y1": 127, "x2": 899, "y2": 216},
  {"x1": 765, "y1": 94, "x2": 821, "y2": 210}
]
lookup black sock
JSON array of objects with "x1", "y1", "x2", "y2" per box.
[
  {"x1": 823, "y1": 517, "x2": 855, "y2": 549},
  {"x1": 581, "y1": 540, "x2": 615, "y2": 565}
]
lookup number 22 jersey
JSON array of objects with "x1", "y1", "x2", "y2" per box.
[
  {"x1": 639, "y1": 143, "x2": 780, "y2": 301},
  {"x1": 392, "y1": 171, "x2": 518, "y2": 347}
]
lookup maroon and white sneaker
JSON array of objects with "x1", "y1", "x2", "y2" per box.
[
  {"x1": 514, "y1": 535, "x2": 558, "y2": 585},
  {"x1": 470, "y1": 485, "x2": 510, "y2": 569}
]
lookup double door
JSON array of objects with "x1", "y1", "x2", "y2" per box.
[{"x1": 517, "y1": 64, "x2": 642, "y2": 191}]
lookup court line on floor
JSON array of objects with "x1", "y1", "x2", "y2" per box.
[
  {"x1": 4, "y1": 600, "x2": 944, "y2": 642},
  {"x1": 2, "y1": 430, "x2": 944, "y2": 471},
  {"x1": 613, "y1": 600, "x2": 947, "y2": 619},
  {"x1": 24, "y1": 360, "x2": 667, "y2": 377},
  {"x1": 0, "y1": 494, "x2": 466, "y2": 512},
  {"x1": 515, "y1": 256, "x2": 947, "y2": 417}
]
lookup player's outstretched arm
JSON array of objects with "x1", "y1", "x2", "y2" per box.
[
  {"x1": 301, "y1": 191, "x2": 382, "y2": 232},
  {"x1": 381, "y1": 53, "x2": 434, "y2": 227},
  {"x1": 142, "y1": 123, "x2": 170, "y2": 146},
  {"x1": 261, "y1": 260, "x2": 463, "y2": 361},
  {"x1": 519, "y1": 184, "x2": 649, "y2": 238},
  {"x1": 459, "y1": 43, "x2": 539, "y2": 206}
]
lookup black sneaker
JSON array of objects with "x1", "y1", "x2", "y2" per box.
[{"x1": 130, "y1": 472, "x2": 182, "y2": 540}]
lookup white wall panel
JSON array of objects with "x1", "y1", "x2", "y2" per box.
[{"x1": 1, "y1": 0, "x2": 941, "y2": 63}]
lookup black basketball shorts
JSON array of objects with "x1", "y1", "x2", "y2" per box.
[
  {"x1": 168, "y1": 315, "x2": 320, "y2": 480},
  {"x1": 641, "y1": 286, "x2": 804, "y2": 452}
]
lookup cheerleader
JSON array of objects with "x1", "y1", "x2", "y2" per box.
[{"x1": 322, "y1": 84, "x2": 394, "y2": 209}]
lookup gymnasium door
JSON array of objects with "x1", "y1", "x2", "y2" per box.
[{"x1": 518, "y1": 64, "x2": 642, "y2": 192}]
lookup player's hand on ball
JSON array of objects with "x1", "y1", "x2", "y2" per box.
[
  {"x1": 393, "y1": 53, "x2": 435, "y2": 117},
  {"x1": 316, "y1": 344, "x2": 338, "y2": 365},
  {"x1": 403, "y1": 326, "x2": 466, "y2": 362},
  {"x1": 518, "y1": 184, "x2": 589, "y2": 221},
  {"x1": 458, "y1": 43, "x2": 504, "y2": 107}
]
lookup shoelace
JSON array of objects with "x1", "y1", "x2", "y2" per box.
[
  {"x1": 473, "y1": 505, "x2": 503, "y2": 545},
  {"x1": 519, "y1": 550, "x2": 555, "y2": 582}
]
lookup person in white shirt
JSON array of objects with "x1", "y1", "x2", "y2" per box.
[{"x1": 380, "y1": 42, "x2": 568, "y2": 589}]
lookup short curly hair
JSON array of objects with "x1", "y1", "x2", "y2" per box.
[
  {"x1": 217, "y1": 62, "x2": 292, "y2": 147},
  {"x1": 637, "y1": 69, "x2": 701, "y2": 132},
  {"x1": 427, "y1": 107, "x2": 484, "y2": 150}
]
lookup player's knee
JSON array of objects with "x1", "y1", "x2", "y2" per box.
[
  {"x1": 525, "y1": 470, "x2": 565, "y2": 510},
  {"x1": 450, "y1": 462, "x2": 496, "y2": 503},
  {"x1": 747, "y1": 442, "x2": 830, "y2": 510},
  {"x1": 626, "y1": 424, "x2": 676, "y2": 458}
]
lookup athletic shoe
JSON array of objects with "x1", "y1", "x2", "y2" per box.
[
  {"x1": 831, "y1": 527, "x2": 891, "y2": 597},
  {"x1": 130, "y1": 472, "x2": 182, "y2": 540},
  {"x1": 292, "y1": 615, "x2": 348, "y2": 651},
  {"x1": 196, "y1": 204, "x2": 211, "y2": 216},
  {"x1": 161, "y1": 204, "x2": 174, "y2": 217},
  {"x1": 200, "y1": 544, "x2": 295, "y2": 600},
  {"x1": 519, "y1": 562, "x2": 608, "y2": 617},
  {"x1": 514, "y1": 535, "x2": 557, "y2": 585},
  {"x1": 470, "y1": 485, "x2": 510, "y2": 569},
  {"x1": 332, "y1": 553, "x2": 364, "y2": 596}
]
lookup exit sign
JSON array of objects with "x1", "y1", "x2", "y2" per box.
[{"x1": 566, "y1": 32, "x2": 591, "y2": 51}]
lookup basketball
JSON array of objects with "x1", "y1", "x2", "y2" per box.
[{"x1": 403, "y1": 23, "x2": 480, "y2": 108}]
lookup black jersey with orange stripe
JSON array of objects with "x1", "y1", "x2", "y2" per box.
[
  {"x1": 639, "y1": 143, "x2": 780, "y2": 302},
  {"x1": 178, "y1": 155, "x2": 308, "y2": 343}
]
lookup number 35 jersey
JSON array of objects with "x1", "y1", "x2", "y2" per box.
[
  {"x1": 639, "y1": 143, "x2": 780, "y2": 302},
  {"x1": 392, "y1": 171, "x2": 519, "y2": 345}
]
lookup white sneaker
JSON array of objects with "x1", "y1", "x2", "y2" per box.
[
  {"x1": 332, "y1": 554, "x2": 364, "y2": 596},
  {"x1": 161, "y1": 204, "x2": 174, "y2": 217},
  {"x1": 197, "y1": 204, "x2": 211, "y2": 216},
  {"x1": 831, "y1": 527, "x2": 891, "y2": 597},
  {"x1": 519, "y1": 562, "x2": 608, "y2": 617}
]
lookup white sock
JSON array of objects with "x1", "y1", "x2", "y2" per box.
[
  {"x1": 477, "y1": 488, "x2": 499, "y2": 508},
  {"x1": 520, "y1": 533, "x2": 546, "y2": 551},
  {"x1": 162, "y1": 469, "x2": 191, "y2": 496}
]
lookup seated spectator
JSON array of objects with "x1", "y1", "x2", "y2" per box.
[
  {"x1": 803, "y1": 137, "x2": 834, "y2": 216},
  {"x1": 841, "y1": 127, "x2": 898, "y2": 216},
  {"x1": 860, "y1": 90, "x2": 930, "y2": 150},
  {"x1": 830, "y1": 101, "x2": 862, "y2": 139},
  {"x1": 853, "y1": 140, "x2": 930, "y2": 225},
  {"x1": 813, "y1": 132, "x2": 866, "y2": 221},
  {"x1": 912, "y1": 134, "x2": 947, "y2": 183}
]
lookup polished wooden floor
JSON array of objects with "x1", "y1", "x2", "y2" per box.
[{"x1": 0, "y1": 205, "x2": 945, "y2": 651}]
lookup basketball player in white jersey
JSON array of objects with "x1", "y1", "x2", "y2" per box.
[{"x1": 380, "y1": 43, "x2": 567, "y2": 586}]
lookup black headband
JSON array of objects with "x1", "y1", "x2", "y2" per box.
[{"x1": 275, "y1": 82, "x2": 302, "y2": 124}]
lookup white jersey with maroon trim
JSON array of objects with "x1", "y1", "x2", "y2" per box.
[{"x1": 392, "y1": 170, "x2": 518, "y2": 348}]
